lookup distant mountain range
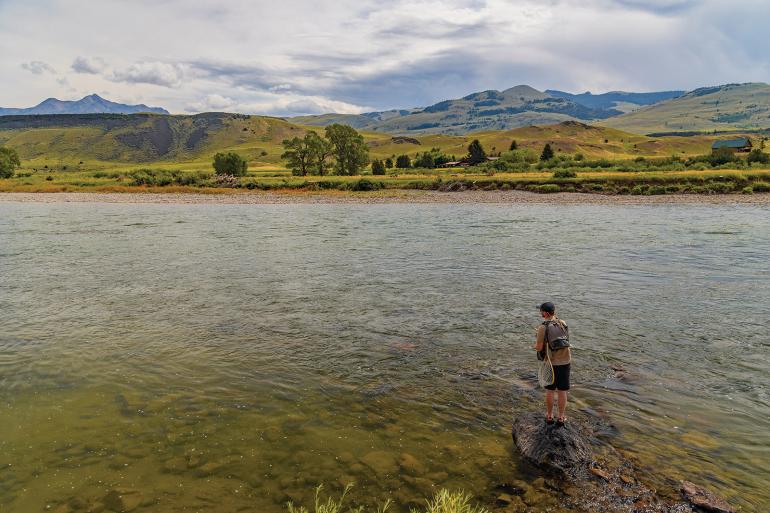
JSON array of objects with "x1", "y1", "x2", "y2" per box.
[
  {"x1": 5, "y1": 83, "x2": 770, "y2": 136},
  {"x1": 291, "y1": 86, "x2": 687, "y2": 135},
  {"x1": 0, "y1": 94, "x2": 169, "y2": 116}
]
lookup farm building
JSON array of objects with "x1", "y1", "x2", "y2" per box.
[{"x1": 712, "y1": 138, "x2": 752, "y2": 153}]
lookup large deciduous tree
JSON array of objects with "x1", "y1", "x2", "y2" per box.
[
  {"x1": 281, "y1": 135, "x2": 314, "y2": 176},
  {"x1": 305, "y1": 131, "x2": 334, "y2": 176},
  {"x1": 324, "y1": 124, "x2": 369, "y2": 176},
  {"x1": 0, "y1": 147, "x2": 21, "y2": 179}
]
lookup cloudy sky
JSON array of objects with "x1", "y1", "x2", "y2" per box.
[{"x1": 1, "y1": 0, "x2": 768, "y2": 115}]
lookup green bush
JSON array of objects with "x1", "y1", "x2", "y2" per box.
[
  {"x1": 553, "y1": 169, "x2": 577, "y2": 178},
  {"x1": 742, "y1": 186, "x2": 754, "y2": 194},
  {"x1": 532, "y1": 184, "x2": 561, "y2": 194},
  {"x1": 348, "y1": 178, "x2": 384, "y2": 191},
  {"x1": 705, "y1": 182, "x2": 733, "y2": 194},
  {"x1": 747, "y1": 149, "x2": 770, "y2": 164},
  {"x1": 212, "y1": 152, "x2": 248, "y2": 176},
  {"x1": 129, "y1": 169, "x2": 212, "y2": 187},
  {"x1": 752, "y1": 181, "x2": 770, "y2": 192},
  {"x1": 647, "y1": 185, "x2": 666, "y2": 195},
  {"x1": 630, "y1": 184, "x2": 648, "y2": 195}
]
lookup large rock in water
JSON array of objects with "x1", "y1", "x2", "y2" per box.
[
  {"x1": 511, "y1": 412, "x2": 592, "y2": 473},
  {"x1": 681, "y1": 481, "x2": 736, "y2": 513}
]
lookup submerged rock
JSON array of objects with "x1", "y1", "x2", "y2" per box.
[
  {"x1": 511, "y1": 412, "x2": 592, "y2": 473},
  {"x1": 681, "y1": 481, "x2": 736, "y2": 513}
]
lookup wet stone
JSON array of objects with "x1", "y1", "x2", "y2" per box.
[
  {"x1": 681, "y1": 481, "x2": 736, "y2": 513},
  {"x1": 103, "y1": 489, "x2": 143, "y2": 512},
  {"x1": 511, "y1": 412, "x2": 592, "y2": 474},
  {"x1": 163, "y1": 457, "x2": 188, "y2": 474},
  {"x1": 361, "y1": 451, "x2": 398, "y2": 477},
  {"x1": 398, "y1": 452, "x2": 426, "y2": 476}
]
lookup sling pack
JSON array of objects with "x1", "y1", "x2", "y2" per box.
[{"x1": 543, "y1": 319, "x2": 570, "y2": 351}]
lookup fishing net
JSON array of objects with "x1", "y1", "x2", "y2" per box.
[{"x1": 538, "y1": 347, "x2": 554, "y2": 388}]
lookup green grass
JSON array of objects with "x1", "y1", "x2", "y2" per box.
[
  {"x1": 285, "y1": 486, "x2": 488, "y2": 513},
  {"x1": 4, "y1": 163, "x2": 769, "y2": 196}
]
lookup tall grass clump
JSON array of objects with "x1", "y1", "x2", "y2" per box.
[
  {"x1": 286, "y1": 485, "x2": 391, "y2": 513},
  {"x1": 286, "y1": 486, "x2": 488, "y2": 513}
]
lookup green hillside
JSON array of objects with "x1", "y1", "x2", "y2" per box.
[
  {"x1": 0, "y1": 114, "x2": 730, "y2": 175},
  {"x1": 603, "y1": 83, "x2": 770, "y2": 134},
  {"x1": 0, "y1": 113, "x2": 305, "y2": 168}
]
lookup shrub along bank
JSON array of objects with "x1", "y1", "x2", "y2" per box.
[{"x1": 112, "y1": 169, "x2": 770, "y2": 195}]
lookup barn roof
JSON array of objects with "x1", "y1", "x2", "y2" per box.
[{"x1": 712, "y1": 138, "x2": 751, "y2": 149}]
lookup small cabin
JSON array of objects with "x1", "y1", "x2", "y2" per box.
[{"x1": 712, "y1": 138, "x2": 752, "y2": 153}]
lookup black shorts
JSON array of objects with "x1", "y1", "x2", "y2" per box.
[{"x1": 545, "y1": 364, "x2": 570, "y2": 391}]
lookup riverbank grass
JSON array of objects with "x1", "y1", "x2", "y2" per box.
[{"x1": 287, "y1": 486, "x2": 489, "y2": 513}]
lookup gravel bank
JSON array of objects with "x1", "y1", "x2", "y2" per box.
[{"x1": 2, "y1": 190, "x2": 770, "y2": 205}]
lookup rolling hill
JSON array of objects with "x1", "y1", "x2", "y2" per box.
[
  {"x1": 0, "y1": 94, "x2": 169, "y2": 115},
  {"x1": 290, "y1": 85, "x2": 687, "y2": 135},
  {"x1": 603, "y1": 83, "x2": 770, "y2": 134},
  {"x1": 0, "y1": 113, "x2": 728, "y2": 172},
  {"x1": 0, "y1": 113, "x2": 303, "y2": 165}
]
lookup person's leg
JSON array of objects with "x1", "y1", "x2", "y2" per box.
[
  {"x1": 545, "y1": 390, "x2": 554, "y2": 420},
  {"x1": 557, "y1": 390, "x2": 568, "y2": 420}
]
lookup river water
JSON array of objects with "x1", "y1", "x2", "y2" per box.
[{"x1": 0, "y1": 201, "x2": 768, "y2": 512}]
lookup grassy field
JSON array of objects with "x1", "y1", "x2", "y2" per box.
[
  {"x1": 4, "y1": 162, "x2": 769, "y2": 196},
  {"x1": 0, "y1": 114, "x2": 745, "y2": 170},
  {"x1": 3, "y1": 113, "x2": 769, "y2": 196}
]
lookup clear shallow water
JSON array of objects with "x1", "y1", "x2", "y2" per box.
[{"x1": 0, "y1": 202, "x2": 768, "y2": 512}]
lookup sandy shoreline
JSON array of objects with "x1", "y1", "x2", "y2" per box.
[{"x1": 2, "y1": 190, "x2": 770, "y2": 205}]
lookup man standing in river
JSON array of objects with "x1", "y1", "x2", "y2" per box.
[{"x1": 533, "y1": 302, "x2": 571, "y2": 426}]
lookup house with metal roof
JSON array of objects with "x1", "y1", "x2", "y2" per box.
[{"x1": 712, "y1": 138, "x2": 752, "y2": 153}]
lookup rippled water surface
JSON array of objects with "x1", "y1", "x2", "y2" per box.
[{"x1": 1, "y1": 202, "x2": 768, "y2": 512}]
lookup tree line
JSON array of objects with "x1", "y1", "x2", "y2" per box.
[{"x1": 281, "y1": 124, "x2": 369, "y2": 176}]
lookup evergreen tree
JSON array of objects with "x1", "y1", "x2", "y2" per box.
[
  {"x1": 395, "y1": 154, "x2": 411, "y2": 168},
  {"x1": 371, "y1": 159, "x2": 386, "y2": 175},
  {"x1": 467, "y1": 139, "x2": 487, "y2": 164},
  {"x1": 509, "y1": 140, "x2": 518, "y2": 151},
  {"x1": 540, "y1": 143, "x2": 554, "y2": 162},
  {"x1": 385, "y1": 157, "x2": 394, "y2": 169},
  {"x1": 413, "y1": 152, "x2": 435, "y2": 169}
]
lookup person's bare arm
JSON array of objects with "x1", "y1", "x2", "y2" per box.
[{"x1": 533, "y1": 325, "x2": 544, "y2": 351}]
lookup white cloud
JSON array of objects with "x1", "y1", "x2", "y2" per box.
[
  {"x1": 111, "y1": 61, "x2": 186, "y2": 88},
  {"x1": 21, "y1": 60, "x2": 55, "y2": 74},
  {"x1": 0, "y1": 0, "x2": 768, "y2": 114},
  {"x1": 71, "y1": 56, "x2": 106, "y2": 74}
]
